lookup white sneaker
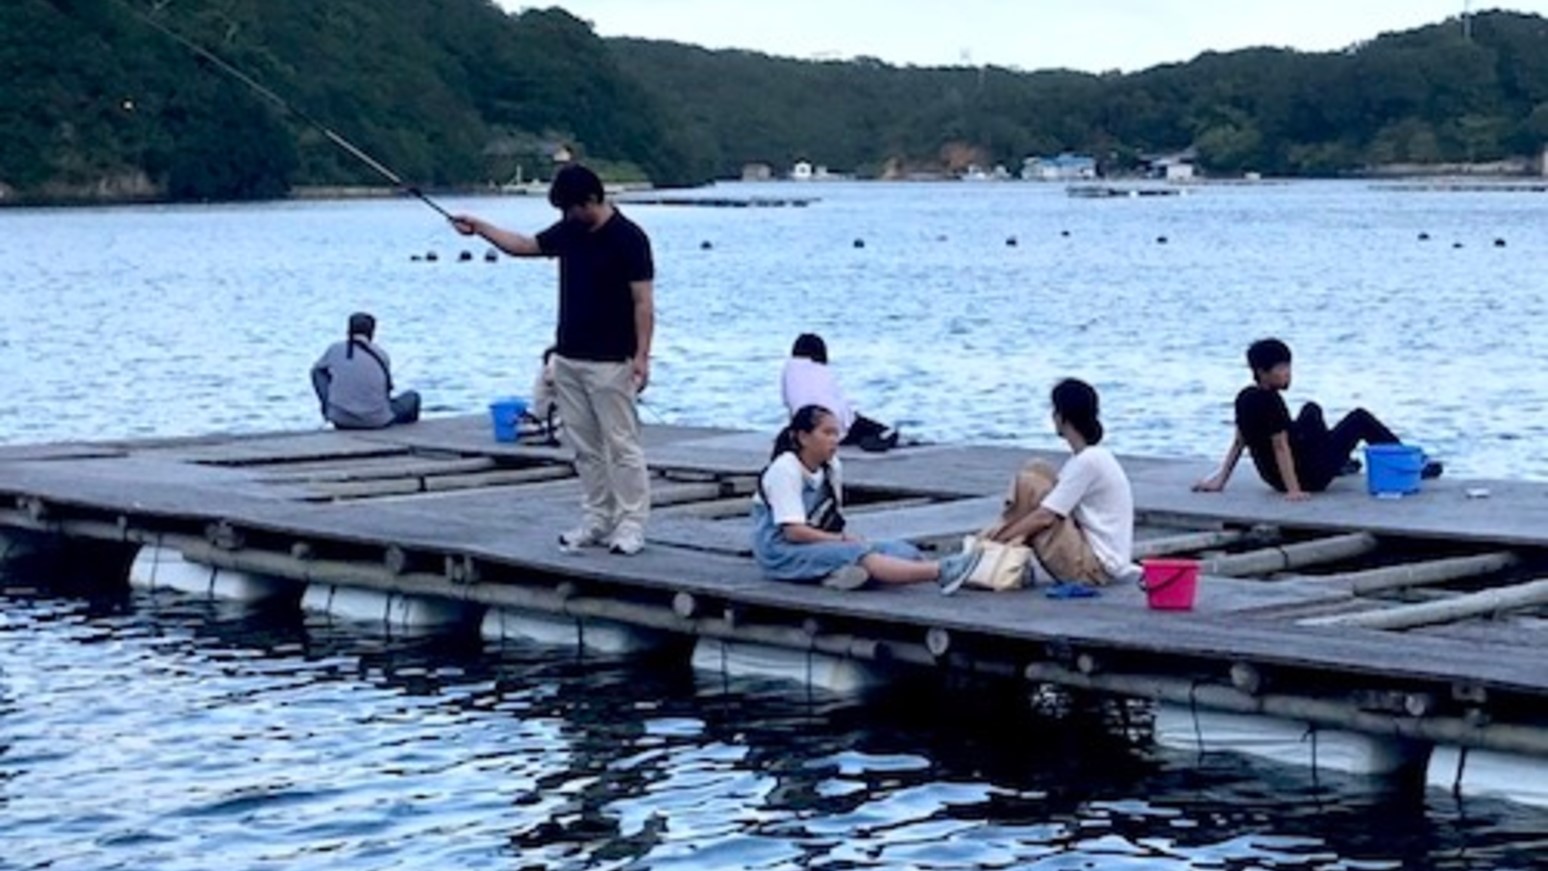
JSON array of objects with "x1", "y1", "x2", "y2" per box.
[
  {"x1": 821, "y1": 565, "x2": 870, "y2": 590},
  {"x1": 558, "y1": 525, "x2": 609, "y2": 553},
  {"x1": 608, "y1": 526, "x2": 646, "y2": 556},
  {"x1": 936, "y1": 549, "x2": 983, "y2": 596}
]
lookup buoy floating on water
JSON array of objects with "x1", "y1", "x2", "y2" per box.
[
  {"x1": 1494, "y1": 238, "x2": 1507, "y2": 248},
  {"x1": 1418, "y1": 232, "x2": 1430, "y2": 241},
  {"x1": 1005, "y1": 236, "x2": 1018, "y2": 247},
  {"x1": 700, "y1": 240, "x2": 713, "y2": 250},
  {"x1": 425, "y1": 251, "x2": 439, "y2": 262},
  {"x1": 484, "y1": 249, "x2": 499, "y2": 262},
  {"x1": 458, "y1": 250, "x2": 473, "y2": 262},
  {"x1": 1156, "y1": 235, "x2": 1169, "y2": 245},
  {"x1": 853, "y1": 238, "x2": 865, "y2": 249}
]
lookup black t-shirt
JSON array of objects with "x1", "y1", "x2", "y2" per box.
[
  {"x1": 1235, "y1": 385, "x2": 1295, "y2": 489},
  {"x1": 537, "y1": 209, "x2": 654, "y2": 361}
]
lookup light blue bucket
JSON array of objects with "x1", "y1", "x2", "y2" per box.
[
  {"x1": 1365, "y1": 444, "x2": 1424, "y2": 497},
  {"x1": 488, "y1": 397, "x2": 529, "y2": 442}
]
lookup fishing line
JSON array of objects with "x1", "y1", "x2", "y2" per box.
[
  {"x1": 637, "y1": 398, "x2": 669, "y2": 424},
  {"x1": 103, "y1": 0, "x2": 454, "y2": 220}
]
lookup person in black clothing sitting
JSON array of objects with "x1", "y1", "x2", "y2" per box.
[{"x1": 1193, "y1": 338, "x2": 1440, "y2": 501}]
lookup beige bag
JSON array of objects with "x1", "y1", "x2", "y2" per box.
[{"x1": 961, "y1": 535, "x2": 1032, "y2": 591}]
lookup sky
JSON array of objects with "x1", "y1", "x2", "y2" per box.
[{"x1": 500, "y1": 1, "x2": 1548, "y2": 73}]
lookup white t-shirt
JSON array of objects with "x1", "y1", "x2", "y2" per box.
[
  {"x1": 780, "y1": 358, "x2": 855, "y2": 436},
  {"x1": 756, "y1": 452, "x2": 844, "y2": 526},
  {"x1": 1040, "y1": 446, "x2": 1135, "y2": 577}
]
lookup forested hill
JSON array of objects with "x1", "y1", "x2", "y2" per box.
[
  {"x1": 613, "y1": 10, "x2": 1548, "y2": 179},
  {"x1": 3, "y1": 2, "x2": 1547, "y2": 205},
  {"x1": 0, "y1": 0, "x2": 691, "y2": 203}
]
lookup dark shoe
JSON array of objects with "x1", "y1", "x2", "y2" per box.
[
  {"x1": 1338, "y1": 458, "x2": 1362, "y2": 477},
  {"x1": 857, "y1": 429, "x2": 900, "y2": 453},
  {"x1": 1421, "y1": 460, "x2": 1444, "y2": 480}
]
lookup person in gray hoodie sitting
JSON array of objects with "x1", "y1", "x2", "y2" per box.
[{"x1": 310, "y1": 312, "x2": 421, "y2": 429}]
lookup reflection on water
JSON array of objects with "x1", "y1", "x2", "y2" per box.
[
  {"x1": 1, "y1": 182, "x2": 1546, "y2": 479},
  {"x1": 2, "y1": 573, "x2": 1544, "y2": 870}
]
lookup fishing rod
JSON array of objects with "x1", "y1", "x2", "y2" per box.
[{"x1": 104, "y1": 0, "x2": 454, "y2": 220}]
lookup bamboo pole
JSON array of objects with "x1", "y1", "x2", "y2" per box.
[
  {"x1": 261, "y1": 456, "x2": 496, "y2": 484},
  {"x1": 305, "y1": 465, "x2": 577, "y2": 499},
  {"x1": 1023, "y1": 662, "x2": 1548, "y2": 757},
  {"x1": 659, "y1": 496, "x2": 751, "y2": 519},
  {"x1": 424, "y1": 466, "x2": 574, "y2": 491},
  {"x1": 648, "y1": 482, "x2": 734, "y2": 508},
  {"x1": 1134, "y1": 529, "x2": 1251, "y2": 559},
  {"x1": 1301, "y1": 577, "x2": 1548, "y2": 631},
  {"x1": 1203, "y1": 532, "x2": 1377, "y2": 577},
  {"x1": 1331, "y1": 552, "x2": 1520, "y2": 595}
]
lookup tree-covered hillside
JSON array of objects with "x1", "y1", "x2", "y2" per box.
[
  {"x1": 0, "y1": 0, "x2": 692, "y2": 202},
  {"x1": 613, "y1": 10, "x2": 1548, "y2": 178},
  {"x1": 3, "y1": 2, "x2": 1546, "y2": 204}
]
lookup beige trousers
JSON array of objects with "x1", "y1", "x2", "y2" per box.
[
  {"x1": 552, "y1": 355, "x2": 650, "y2": 535},
  {"x1": 981, "y1": 459, "x2": 1107, "y2": 585}
]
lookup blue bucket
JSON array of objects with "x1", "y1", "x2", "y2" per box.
[
  {"x1": 1365, "y1": 444, "x2": 1424, "y2": 497},
  {"x1": 488, "y1": 397, "x2": 528, "y2": 443}
]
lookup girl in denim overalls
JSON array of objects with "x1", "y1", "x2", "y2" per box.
[{"x1": 750, "y1": 404, "x2": 980, "y2": 593}]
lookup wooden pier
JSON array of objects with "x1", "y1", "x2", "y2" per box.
[{"x1": 2, "y1": 418, "x2": 1546, "y2": 760}]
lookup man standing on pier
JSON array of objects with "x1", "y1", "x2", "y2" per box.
[{"x1": 452, "y1": 164, "x2": 655, "y2": 555}]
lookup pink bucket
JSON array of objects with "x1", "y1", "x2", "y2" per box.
[{"x1": 1139, "y1": 558, "x2": 1200, "y2": 611}]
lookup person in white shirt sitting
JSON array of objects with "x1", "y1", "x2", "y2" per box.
[
  {"x1": 780, "y1": 333, "x2": 899, "y2": 452},
  {"x1": 524, "y1": 345, "x2": 563, "y2": 445},
  {"x1": 982, "y1": 379, "x2": 1137, "y2": 586},
  {"x1": 750, "y1": 404, "x2": 980, "y2": 593}
]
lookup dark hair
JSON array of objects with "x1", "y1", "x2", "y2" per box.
[
  {"x1": 1246, "y1": 338, "x2": 1292, "y2": 374},
  {"x1": 1052, "y1": 378, "x2": 1104, "y2": 445},
  {"x1": 347, "y1": 312, "x2": 375, "y2": 339},
  {"x1": 771, "y1": 404, "x2": 834, "y2": 459},
  {"x1": 790, "y1": 333, "x2": 829, "y2": 363},
  {"x1": 548, "y1": 164, "x2": 604, "y2": 210},
  {"x1": 346, "y1": 313, "x2": 375, "y2": 358}
]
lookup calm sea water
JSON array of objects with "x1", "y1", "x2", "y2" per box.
[
  {"x1": 3, "y1": 182, "x2": 1548, "y2": 869},
  {"x1": 2, "y1": 181, "x2": 1547, "y2": 476}
]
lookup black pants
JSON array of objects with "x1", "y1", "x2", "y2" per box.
[
  {"x1": 841, "y1": 414, "x2": 895, "y2": 451},
  {"x1": 1291, "y1": 402, "x2": 1397, "y2": 491},
  {"x1": 390, "y1": 390, "x2": 422, "y2": 425}
]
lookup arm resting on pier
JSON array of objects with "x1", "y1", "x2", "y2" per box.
[
  {"x1": 1271, "y1": 432, "x2": 1310, "y2": 501},
  {"x1": 1194, "y1": 431, "x2": 1244, "y2": 492}
]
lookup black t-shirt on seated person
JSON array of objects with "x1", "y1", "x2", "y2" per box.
[
  {"x1": 1235, "y1": 385, "x2": 1299, "y2": 491},
  {"x1": 536, "y1": 209, "x2": 654, "y2": 362}
]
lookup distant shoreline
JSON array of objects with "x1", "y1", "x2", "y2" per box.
[{"x1": 3, "y1": 169, "x2": 1545, "y2": 209}]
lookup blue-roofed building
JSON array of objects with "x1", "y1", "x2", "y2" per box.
[{"x1": 1022, "y1": 153, "x2": 1097, "y2": 181}]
